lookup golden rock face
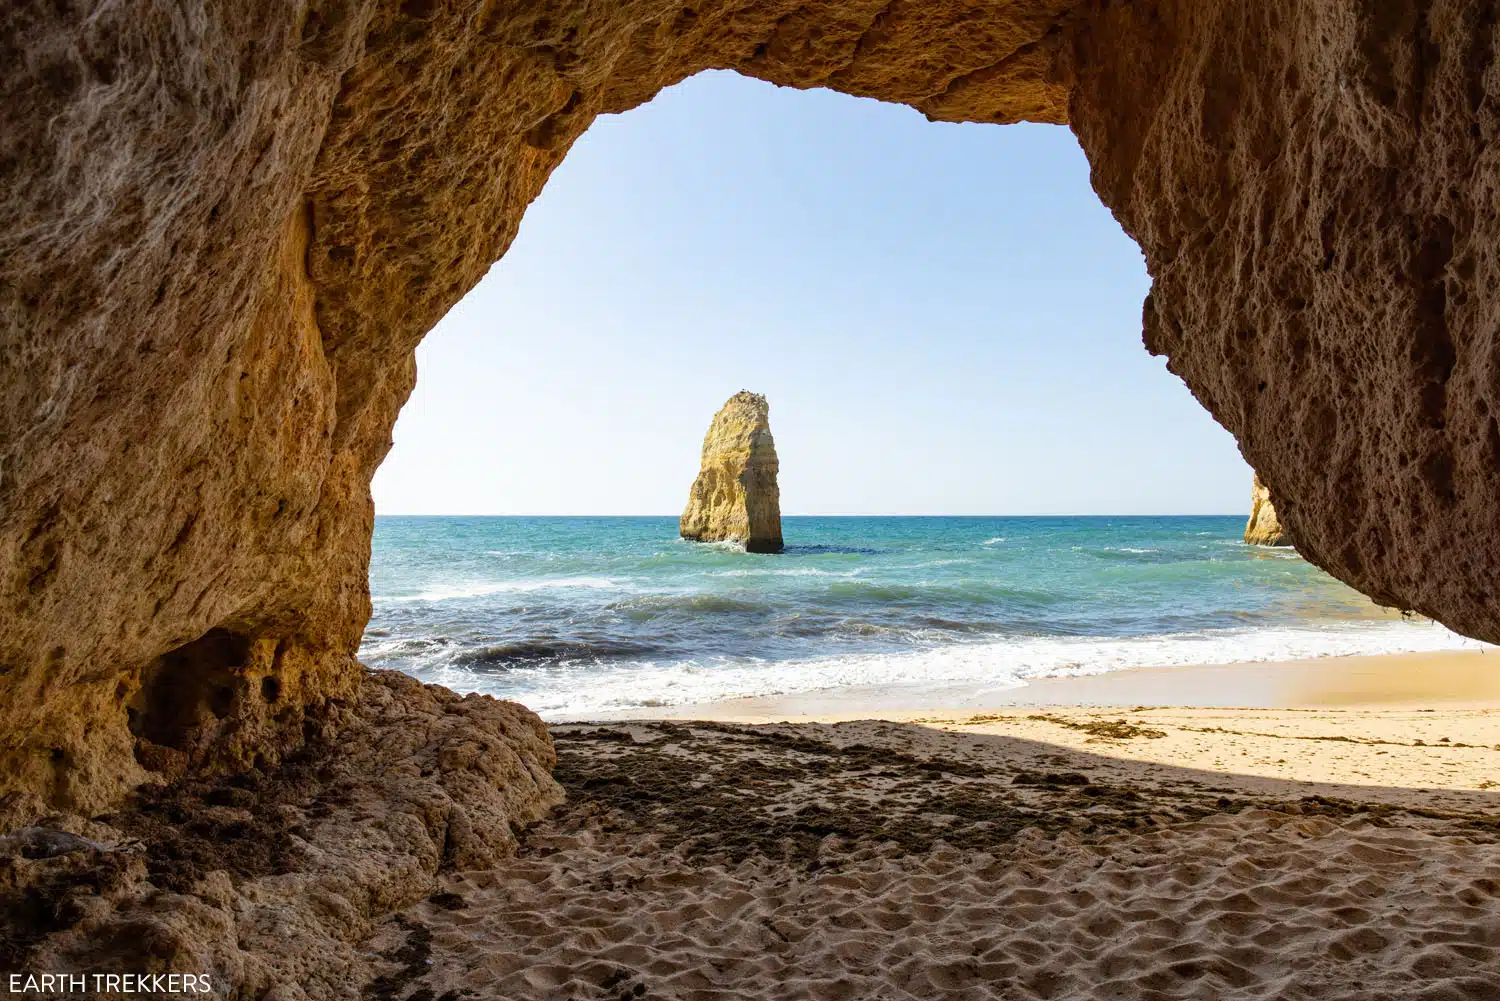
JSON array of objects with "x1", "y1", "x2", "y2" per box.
[
  {"x1": 1245, "y1": 475, "x2": 1291, "y2": 548},
  {"x1": 681, "y1": 392, "x2": 784, "y2": 554},
  {"x1": 6, "y1": 0, "x2": 1500, "y2": 816}
]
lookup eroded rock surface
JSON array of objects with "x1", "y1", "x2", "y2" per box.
[
  {"x1": 1245, "y1": 474, "x2": 1290, "y2": 547},
  {"x1": 3, "y1": 0, "x2": 1500, "y2": 816},
  {"x1": 1, "y1": 671, "x2": 562, "y2": 997},
  {"x1": 681, "y1": 392, "x2": 784, "y2": 553},
  {"x1": 1067, "y1": 2, "x2": 1500, "y2": 629}
]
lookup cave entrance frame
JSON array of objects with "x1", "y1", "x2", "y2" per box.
[{"x1": 6, "y1": 0, "x2": 1497, "y2": 818}]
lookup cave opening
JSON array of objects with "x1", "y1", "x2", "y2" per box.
[
  {"x1": 129, "y1": 627, "x2": 252, "y2": 757},
  {"x1": 350, "y1": 71, "x2": 1475, "y2": 722}
]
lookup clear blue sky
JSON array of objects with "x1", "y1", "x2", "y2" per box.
[{"x1": 372, "y1": 70, "x2": 1252, "y2": 516}]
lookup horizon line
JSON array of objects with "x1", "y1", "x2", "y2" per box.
[{"x1": 373, "y1": 512, "x2": 1248, "y2": 519}]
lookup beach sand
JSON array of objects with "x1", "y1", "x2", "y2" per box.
[
  {"x1": 358, "y1": 649, "x2": 1500, "y2": 1000},
  {"x1": 607, "y1": 648, "x2": 1500, "y2": 720}
]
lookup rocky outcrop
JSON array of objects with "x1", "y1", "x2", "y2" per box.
[
  {"x1": 5, "y1": 0, "x2": 1500, "y2": 817},
  {"x1": 681, "y1": 392, "x2": 784, "y2": 553},
  {"x1": 1245, "y1": 475, "x2": 1290, "y2": 547},
  {"x1": 5, "y1": 671, "x2": 562, "y2": 997}
]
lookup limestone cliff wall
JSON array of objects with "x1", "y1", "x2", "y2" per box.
[
  {"x1": 1245, "y1": 474, "x2": 1291, "y2": 548},
  {"x1": 1065, "y1": 1, "x2": 1500, "y2": 627},
  {"x1": 5, "y1": 0, "x2": 1500, "y2": 816},
  {"x1": 681, "y1": 392, "x2": 784, "y2": 553}
]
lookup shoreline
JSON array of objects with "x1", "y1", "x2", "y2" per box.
[
  {"x1": 568, "y1": 647, "x2": 1500, "y2": 723},
  {"x1": 556, "y1": 647, "x2": 1500, "y2": 816}
]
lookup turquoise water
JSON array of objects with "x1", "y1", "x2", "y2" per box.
[{"x1": 361, "y1": 516, "x2": 1475, "y2": 718}]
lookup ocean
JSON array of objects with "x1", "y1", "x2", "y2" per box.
[{"x1": 359, "y1": 516, "x2": 1480, "y2": 719}]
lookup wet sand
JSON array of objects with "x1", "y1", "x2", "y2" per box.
[
  {"x1": 359, "y1": 653, "x2": 1500, "y2": 1000},
  {"x1": 605, "y1": 648, "x2": 1500, "y2": 721}
]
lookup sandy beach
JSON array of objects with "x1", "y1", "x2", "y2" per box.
[{"x1": 355, "y1": 649, "x2": 1500, "y2": 1000}]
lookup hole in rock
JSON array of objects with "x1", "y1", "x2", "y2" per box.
[
  {"x1": 130, "y1": 628, "x2": 251, "y2": 751},
  {"x1": 359, "y1": 72, "x2": 1444, "y2": 720}
]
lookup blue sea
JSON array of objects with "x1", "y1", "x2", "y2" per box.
[{"x1": 360, "y1": 516, "x2": 1478, "y2": 718}]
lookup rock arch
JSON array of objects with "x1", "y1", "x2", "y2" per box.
[{"x1": 3, "y1": 0, "x2": 1498, "y2": 817}]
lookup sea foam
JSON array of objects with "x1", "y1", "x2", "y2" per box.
[{"x1": 399, "y1": 618, "x2": 1487, "y2": 720}]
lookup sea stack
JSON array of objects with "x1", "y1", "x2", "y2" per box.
[
  {"x1": 681, "y1": 392, "x2": 784, "y2": 553},
  {"x1": 1244, "y1": 473, "x2": 1290, "y2": 547}
]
